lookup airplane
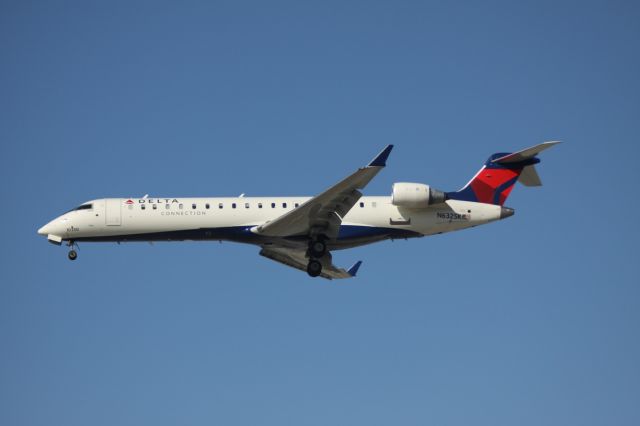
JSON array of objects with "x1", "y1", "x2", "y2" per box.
[{"x1": 37, "y1": 142, "x2": 559, "y2": 279}]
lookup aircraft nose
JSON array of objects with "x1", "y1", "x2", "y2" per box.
[{"x1": 38, "y1": 223, "x2": 51, "y2": 236}]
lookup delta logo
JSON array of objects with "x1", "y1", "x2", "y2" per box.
[{"x1": 126, "y1": 198, "x2": 180, "y2": 204}]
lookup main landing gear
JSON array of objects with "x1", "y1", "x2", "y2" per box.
[
  {"x1": 306, "y1": 238, "x2": 327, "y2": 277},
  {"x1": 308, "y1": 239, "x2": 327, "y2": 258},
  {"x1": 306, "y1": 259, "x2": 322, "y2": 277}
]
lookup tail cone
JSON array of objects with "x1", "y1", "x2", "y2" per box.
[{"x1": 500, "y1": 207, "x2": 515, "y2": 219}]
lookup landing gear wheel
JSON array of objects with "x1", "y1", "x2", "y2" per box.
[
  {"x1": 68, "y1": 250, "x2": 78, "y2": 261},
  {"x1": 309, "y1": 240, "x2": 327, "y2": 258},
  {"x1": 307, "y1": 260, "x2": 322, "y2": 277}
]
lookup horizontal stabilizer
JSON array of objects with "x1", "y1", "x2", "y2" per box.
[
  {"x1": 493, "y1": 141, "x2": 561, "y2": 164},
  {"x1": 518, "y1": 165, "x2": 543, "y2": 186}
]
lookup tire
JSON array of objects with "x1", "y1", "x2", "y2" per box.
[
  {"x1": 309, "y1": 240, "x2": 327, "y2": 258},
  {"x1": 68, "y1": 250, "x2": 78, "y2": 261},
  {"x1": 307, "y1": 260, "x2": 322, "y2": 277}
]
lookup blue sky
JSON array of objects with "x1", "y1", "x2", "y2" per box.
[{"x1": 1, "y1": 1, "x2": 639, "y2": 425}]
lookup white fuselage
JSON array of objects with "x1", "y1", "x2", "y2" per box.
[{"x1": 38, "y1": 196, "x2": 506, "y2": 250}]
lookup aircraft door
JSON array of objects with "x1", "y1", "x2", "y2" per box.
[{"x1": 105, "y1": 198, "x2": 122, "y2": 226}]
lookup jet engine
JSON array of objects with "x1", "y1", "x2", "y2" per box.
[{"x1": 391, "y1": 182, "x2": 447, "y2": 208}]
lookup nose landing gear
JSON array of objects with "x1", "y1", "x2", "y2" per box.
[{"x1": 67, "y1": 241, "x2": 78, "y2": 261}]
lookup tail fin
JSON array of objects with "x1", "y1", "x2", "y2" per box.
[{"x1": 447, "y1": 141, "x2": 560, "y2": 205}]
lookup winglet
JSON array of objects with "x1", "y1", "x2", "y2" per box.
[
  {"x1": 347, "y1": 261, "x2": 363, "y2": 277},
  {"x1": 367, "y1": 145, "x2": 394, "y2": 167}
]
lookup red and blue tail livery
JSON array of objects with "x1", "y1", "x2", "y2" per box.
[{"x1": 448, "y1": 141, "x2": 560, "y2": 205}]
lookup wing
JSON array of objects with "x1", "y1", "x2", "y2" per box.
[
  {"x1": 259, "y1": 247, "x2": 362, "y2": 280},
  {"x1": 252, "y1": 145, "x2": 393, "y2": 239}
]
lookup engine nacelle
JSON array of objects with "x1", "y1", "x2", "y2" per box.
[{"x1": 391, "y1": 182, "x2": 447, "y2": 208}]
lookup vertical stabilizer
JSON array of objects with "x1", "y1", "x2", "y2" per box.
[{"x1": 447, "y1": 141, "x2": 559, "y2": 205}]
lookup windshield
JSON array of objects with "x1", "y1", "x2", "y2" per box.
[{"x1": 66, "y1": 203, "x2": 93, "y2": 213}]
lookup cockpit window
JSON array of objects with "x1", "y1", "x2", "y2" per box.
[{"x1": 67, "y1": 204, "x2": 92, "y2": 213}]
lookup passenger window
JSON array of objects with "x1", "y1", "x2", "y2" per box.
[
  {"x1": 282, "y1": 202, "x2": 287, "y2": 208},
  {"x1": 179, "y1": 204, "x2": 184, "y2": 210},
  {"x1": 205, "y1": 203, "x2": 210, "y2": 209},
  {"x1": 245, "y1": 203, "x2": 250, "y2": 209},
  {"x1": 360, "y1": 202, "x2": 365, "y2": 208},
  {"x1": 219, "y1": 203, "x2": 223, "y2": 209},
  {"x1": 141, "y1": 204, "x2": 146, "y2": 210},
  {"x1": 192, "y1": 203, "x2": 197, "y2": 209},
  {"x1": 258, "y1": 203, "x2": 263, "y2": 209},
  {"x1": 152, "y1": 204, "x2": 157, "y2": 210},
  {"x1": 232, "y1": 203, "x2": 236, "y2": 209},
  {"x1": 294, "y1": 203, "x2": 299, "y2": 208},
  {"x1": 271, "y1": 203, "x2": 276, "y2": 208}
]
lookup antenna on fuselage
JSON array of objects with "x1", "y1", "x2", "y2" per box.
[
  {"x1": 239, "y1": 193, "x2": 245, "y2": 198},
  {"x1": 142, "y1": 194, "x2": 149, "y2": 199}
]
